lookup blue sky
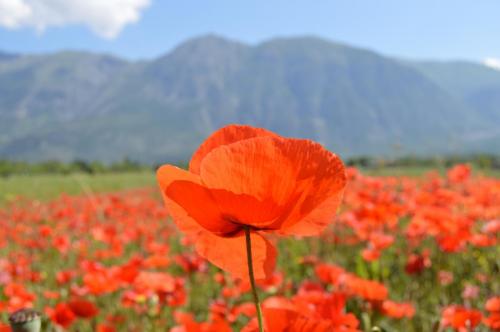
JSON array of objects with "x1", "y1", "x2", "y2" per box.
[{"x1": 1, "y1": 0, "x2": 499, "y2": 63}]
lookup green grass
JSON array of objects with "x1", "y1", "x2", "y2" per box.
[
  {"x1": 1, "y1": 167, "x2": 498, "y2": 205},
  {"x1": 0, "y1": 172, "x2": 156, "y2": 204}
]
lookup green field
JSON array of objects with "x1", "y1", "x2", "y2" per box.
[
  {"x1": 1, "y1": 166, "x2": 499, "y2": 331},
  {"x1": 0, "y1": 172, "x2": 156, "y2": 205},
  {"x1": 1, "y1": 167, "x2": 499, "y2": 205}
]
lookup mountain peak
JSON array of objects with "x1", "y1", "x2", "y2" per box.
[
  {"x1": 260, "y1": 35, "x2": 344, "y2": 47},
  {"x1": 182, "y1": 34, "x2": 246, "y2": 47},
  {"x1": 152, "y1": 34, "x2": 249, "y2": 69},
  {"x1": 158, "y1": 34, "x2": 248, "y2": 60}
]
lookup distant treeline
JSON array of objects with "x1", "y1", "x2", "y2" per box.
[
  {"x1": 0, "y1": 158, "x2": 152, "y2": 177},
  {"x1": 1, "y1": 155, "x2": 499, "y2": 177},
  {"x1": 346, "y1": 154, "x2": 500, "y2": 169}
]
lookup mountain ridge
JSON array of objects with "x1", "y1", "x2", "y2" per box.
[{"x1": 0, "y1": 35, "x2": 499, "y2": 162}]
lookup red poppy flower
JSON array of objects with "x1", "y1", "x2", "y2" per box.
[
  {"x1": 405, "y1": 252, "x2": 431, "y2": 275},
  {"x1": 441, "y1": 305, "x2": 482, "y2": 331},
  {"x1": 157, "y1": 125, "x2": 346, "y2": 279},
  {"x1": 485, "y1": 297, "x2": 500, "y2": 330},
  {"x1": 243, "y1": 294, "x2": 359, "y2": 332},
  {"x1": 172, "y1": 310, "x2": 232, "y2": 332},
  {"x1": 133, "y1": 271, "x2": 176, "y2": 294},
  {"x1": 380, "y1": 300, "x2": 415, "y2": 319},
  {"x1": 97, "y1": 324, "x2": 116, "y2": 332},
  {"x1": 447, "y1": 164, "x2": 471, "y2": 183},
  {"x1": 68, "y1": 298, "x2": 99, "y2": 319},
  {"x1": 486, "y1": 297, "x2": 500, "y2": 313},
  {"x1": 47, "y1": 303, "x2": 76, "y2": 328}
]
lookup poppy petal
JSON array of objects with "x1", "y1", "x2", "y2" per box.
[
  {"x1": 199, "y1": 136, "x2": 296, "y2": 227},
  {"x1": 195, "y1": 231, "x2": 276, "y2": 280},
  {"x1": 263, "y1": 308, "x2": 300, "y2": 332},
  {"x1": 208, "y1": 188, "x2": 283, "y2": 227},
  {"x1": 167, "y1": 181, "x2": 240, "y2": 236},
  {"x1": 261, "y1": 308, "x2": 331, "y2": 332},
  {"x1": 263, "y1": 296, "x2": 297, "y2": 311},
  {"x1": 268, "y1": 139, "x2": 346, "y2": 235},
  {"x1": 199, "y1": 136, "x2": 345, "y2": 233},
  {"x1": 278, "y1": 189, "x2": 344, "y2": 236},
  {"x1": 189, "y1": 124, "x2": 277, "y2": 174},
  {"x1": 156, "y1": 165, "x2": 211, "y2": 235}
]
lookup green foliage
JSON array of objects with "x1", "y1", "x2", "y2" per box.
[
  {"x1": 2, "y1": 153, "x2": 500, "y2": 178},
  {"x1": 0, "y1": 158, "x2": 152, "y2": 177},
  {"x1": 0, "y1": 172, "x2": 156, "y2": 204}
]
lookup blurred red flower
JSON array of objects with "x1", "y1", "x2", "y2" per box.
[
  {"x1": 441, "y1": 305, "x2": 482, "y2": 331},
  {"x1": 68, "y1": 298, "x2": 99, "y2": 319},
  {"x1": 47, "y1": 303, "x2": 76, "y2": 328}
]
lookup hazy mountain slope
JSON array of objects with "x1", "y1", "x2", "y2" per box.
[
  {"x1": 0, "y1": 52, "x2": 128, "y2": 152},
  {"x1": 231, "y1": 38, "x2": 483, "y2": 156},
  {"x1": 0, "y1": 52, "x2": 18, "y2": 61},
  {"x1": 411, "y1": 61, "x2": 500, "y2": 146},
  {"x1": 0, "y1": 35, "x2": 497, "y2": 162},
  {"x1": 411, "y1": 61, "x2": 500, "y2": 124}
]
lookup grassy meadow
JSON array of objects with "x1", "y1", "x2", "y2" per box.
[
  {"x1": 0, "y1": 165, "x2": 499, "y2": 331},
  {"x1": 0, "y1": 172, "x2": 156, "y2": 205},
  {"x1": 1, "y1": 166, "x2": 499, "y2": 205}
]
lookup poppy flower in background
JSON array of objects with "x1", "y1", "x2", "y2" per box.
[
  {"x1": 405, "y1": 251, "x2": 431, "y2": 275},
  {"x1": 447, "y1": 164, "x2": 471, "y2": 184},
  {"x1": 46, "y1": 303, "x2": 76, "y2": 328},
  {"x1": 157, "y1": 124, "x2": 346, "y2": 279},
  {"x1": 485, "y1": 296, "x2": 500, "y2": 330},
  {"x1": 441, "y1": 305, "x2": 483, "y2": 331},
  {"x1": 67, "y1": 298, "x2": 99, "y2": 318}
]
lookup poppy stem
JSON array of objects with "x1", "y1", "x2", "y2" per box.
[{"x1": 244, "y1": 226, "x2": 264, "y2": 332}]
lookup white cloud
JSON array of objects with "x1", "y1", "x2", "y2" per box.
[
  {"x1": 0, "y1": 0, "x2": 32, "y2": 28},
  {"x1": 0, "y1": 0, "x2": 151, "y2": 38},
  {"x1": 483, "y1": 57, "x2": 500, "y2": 71}
]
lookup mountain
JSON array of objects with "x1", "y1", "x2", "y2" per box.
[
  {"x1": 409, "y1": 61, "x2": 500, "y2": 151},
  {"x1": 0, "y1": 35, "x2": 498, "y2": 162},
  {"x1": 0, "y1": 51, "x2": 18, "y2": 61},
  {"x1": 411, "y1": 61, "x2": 500, "y2": 124}
]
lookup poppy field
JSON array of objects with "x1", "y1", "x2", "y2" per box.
[{"x1": 1, "y1": 126, "x2": 499, "y2": 332}]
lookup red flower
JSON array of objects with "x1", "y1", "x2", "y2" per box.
[
  {"x1": 68, "y1": 298, "x2": 99, "y2": 319},
  {"x1": 485, "y1": 296, "x2": 500, "y2": 330},
  {"x1": 157, "y1": 125, "x2": 346, "y2": 279},
  {"x1": 47, "y1": 303, "x2": 76, "y2": 328},
  {"x1": 97, "y1": 324, "x2": 116, "y2": 332},
  {"x1": 447, "y1": 164, "x2": 471, "y2": 183},
  {"x1": 172, "y1": 311, "x2": 232, "y2": 332},
  {"x1": 380, "y1": 300, "x2": 415, "y2": 319},
  {"x1": 243, "y1": 293, "x2": 360, "y2": 332},
  {"x1": 441, "y1": 305, "x2": 482, "y2": 331},
  {"x1": 405, "y1": 252, "x2": 431, "y2": 275}
]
